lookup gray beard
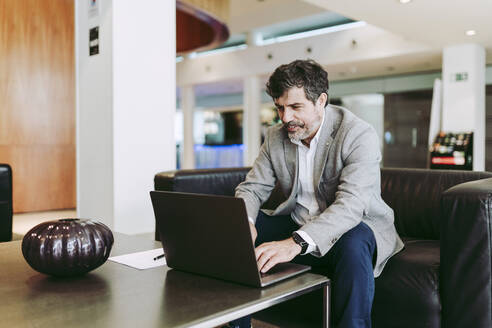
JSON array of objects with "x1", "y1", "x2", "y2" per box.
[{"x1": 288, "y1": 128, "x2": 310, "y2": 142}]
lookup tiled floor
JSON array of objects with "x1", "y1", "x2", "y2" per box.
[{"x1": 12, "y1": 209, "x2": 77, "y2": 240}]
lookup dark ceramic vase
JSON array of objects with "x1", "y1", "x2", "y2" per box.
[{"x1": 22, "y1": 218, "x2": 114, "y2": 277}]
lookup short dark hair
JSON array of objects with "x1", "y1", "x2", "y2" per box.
[{"x1": 266, "y1": 59, "x2": 329, "y2": 107}]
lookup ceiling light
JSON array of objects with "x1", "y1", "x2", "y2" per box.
[
  {"x1": 399, "y1": 0, "x2": 412, "y2": 4},
  {"x1": 465, "y1": 30, "x2": 476, "y2": 36}
]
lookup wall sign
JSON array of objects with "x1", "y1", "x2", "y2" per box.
[
  {"x1": 89, "y1": 27, "x2": 99, "y2": 56},
  {"x1": 452, "y1": 72, "x2": 468, "y2": 82}
]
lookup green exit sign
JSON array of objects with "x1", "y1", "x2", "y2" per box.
[{"x1": 453, "y1": 72, "x2": 468, "y2": 82}]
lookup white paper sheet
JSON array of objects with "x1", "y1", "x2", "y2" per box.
[{"x1": 108, "y1": 248, "x2": 166, "y2": 270}]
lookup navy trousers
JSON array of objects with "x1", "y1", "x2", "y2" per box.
[{"x1": 229, "y1": 212, "x2": 376, "y2": 328}]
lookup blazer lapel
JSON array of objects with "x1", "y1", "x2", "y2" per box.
[
  {"x1": 283, "y1": 138, "x2": 297, "y2": 181},
  {"x1": 313, "y1": 107, "x2": 335, "y2": 189}
]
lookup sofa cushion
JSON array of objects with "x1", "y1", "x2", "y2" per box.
[
  {"x1": 256, "y1": 238, "x2": 441, "y2": 328},
  {"x1": 372, "y1": 238, "x2": 440, "y2": 328}
]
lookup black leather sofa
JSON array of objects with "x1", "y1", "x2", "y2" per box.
[
  {"x1": 0, "y1": 164, "x2": 13, "y2": 242},
  {"x1": 154, "y1": 167, "x2": 492, "y2": 328}
]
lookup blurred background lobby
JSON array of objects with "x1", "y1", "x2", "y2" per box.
[{"x1": 1, "y1": 0, "x2": 491, "y2": 238}]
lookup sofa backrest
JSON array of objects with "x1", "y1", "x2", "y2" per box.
[
  {"x1": 154, "y1": 167, "x2": 492, "y2": 241},
  {"x1": 154, "y1": 167, "x2": 250, "y2": 196},
  {"x1": 381, "y1": 168, "x2": 492, "y2": 240},
  {"x1": 0, "y1": 164, "x2": 13, "y2": 242}
]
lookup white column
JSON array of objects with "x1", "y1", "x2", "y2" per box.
[
  {"x1": 442, "y1": 43, "x2": 486, "y2": 171},
  {"x1": 181, "y1": 85, "x2": 195, "y2": 169},
  {"x1": 243, "y1": 75, "x2": 262, "y2": 166},
  {"x1": 242, "y1": 31, "x2": 263, "y2": 166},
  {"x1": 76, "y1": 0, "x2": 176, "y2": 234}
]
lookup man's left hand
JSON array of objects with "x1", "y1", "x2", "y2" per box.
[{"x1": 255, "y1": 238, "x2": 302, "y2": 273}]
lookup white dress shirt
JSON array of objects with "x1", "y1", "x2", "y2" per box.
[
  {"x1": 249, "y1": 111, "x2": 324, "y2": 255},
  {"x1": 289, "y1": 111, "x2": 325, "y2": 255}
]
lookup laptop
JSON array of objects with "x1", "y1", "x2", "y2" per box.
[{"x1": 150, "y1": 190, "x2": 311, "y2": 287}]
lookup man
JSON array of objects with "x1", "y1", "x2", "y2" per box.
[{"x1": 230, "y1": 59, "x2": 404, "y2": 328}]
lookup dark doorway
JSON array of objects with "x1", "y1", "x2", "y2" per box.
[{"x1": 383, "y1": 90, "x2": 432, "y2": 168}]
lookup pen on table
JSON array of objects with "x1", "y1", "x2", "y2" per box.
[{"x1": 154, "y1": 253, "x2": 165, "y2": 261}]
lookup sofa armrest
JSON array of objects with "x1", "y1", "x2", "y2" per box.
[
  {"x1": 0, "y1": 164, "x2": 13, "y2": 242},
  {"x1": 441, "y1": 177, "x2": 492, "y2": 328}
]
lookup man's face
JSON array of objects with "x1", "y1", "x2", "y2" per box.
[{"x1": 274, "y1": 87, "x2": 325, "y2": 142}]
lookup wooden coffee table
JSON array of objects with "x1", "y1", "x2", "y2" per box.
[{"x1": 0, "y1": 233, "x2": 330, "y2": 327}]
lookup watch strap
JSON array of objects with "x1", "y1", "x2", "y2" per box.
[{"x1": 292, "y1": 231, "x2": 308, "y2": 255}]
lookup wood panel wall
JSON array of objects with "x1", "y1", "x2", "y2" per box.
[{"x1": 0, "y1": 0, "x2": 75, "y2": 213}]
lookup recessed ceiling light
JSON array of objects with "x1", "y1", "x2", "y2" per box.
[
  {"x1": 399, "y1": 0, "x2": 412, "y2": 4},
  {"x1": 465, "y1": 30, "x2": 476, "y2": 36}
]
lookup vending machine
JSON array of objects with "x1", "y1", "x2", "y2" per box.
[{"x1": 430, "y1": 132, "x2": 473, "y2": 170}]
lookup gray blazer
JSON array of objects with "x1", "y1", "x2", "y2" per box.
[{"x1": 235, "y1": 105, "x2": 404, "y2": 277}]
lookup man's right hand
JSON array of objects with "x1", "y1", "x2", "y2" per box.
[{"x1": 249, "y1": 222, "x2": 257, "y2": 244}]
